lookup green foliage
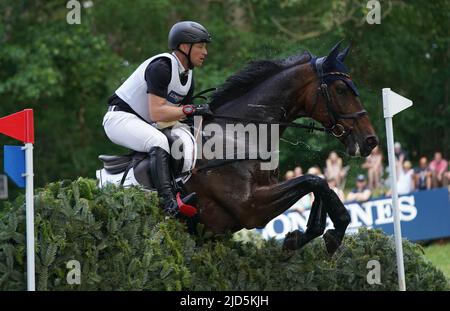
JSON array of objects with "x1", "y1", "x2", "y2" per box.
[{"x1": 0, "y1": 179, "x2": 448, "y2": 290}]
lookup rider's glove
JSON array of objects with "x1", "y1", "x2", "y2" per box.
[{"x1": 182, "y1": 104, "x2": 213, "y2": 118}]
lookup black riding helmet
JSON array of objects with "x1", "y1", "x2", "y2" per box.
[{"x1": 168, "y1": 21, "x2": 211, "y2": 69}]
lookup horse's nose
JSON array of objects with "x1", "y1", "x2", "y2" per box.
[{"x1": 364, "y1": 135, "x2": 379, "y2": 149}]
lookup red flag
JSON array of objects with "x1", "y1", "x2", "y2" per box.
[{"x1": 0, "y1": 109, "x2": 34, "y2": 144}]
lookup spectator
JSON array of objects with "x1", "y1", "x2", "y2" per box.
[
  {"x1": 327, "y1": 177, "x2": 345, "y2": 202},
  {"x1": 324, "y1": 151, "x2": 346, "y2": 187},
  {"x1": 285, "y1": 170, "x2": 295, "y2": 180},
  {"x1": 397, "y1": 160, "x2": 414, "y2": 195},
  {"x1": 429, "y1": 151, "x2": 448, "y2": 188},
  {"x1": 346, "y1": 174, "x2": 372, "y2": 203},
  {"x1": 445, "y1": 170, "x2": 450, "y2": 187},
  {"x1": 361, "y1": 145, "x2": 383, "y2": 190},
  {"x1": 294, "y1": 166, "x2": 303, "y2": 177},
  {"x1": 394, "y1": 142, "x2": 407, "y2": 165},
  {"x1": 413, "y1": 156, "x2": 432, "y2": 190},
  {"x1": 307, "y1": 166, "x2": 325, "y2": 179}
]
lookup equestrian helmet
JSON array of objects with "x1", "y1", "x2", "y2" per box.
[{"x1": 168, "y1": 21, "x2": 211, "y2": 50}]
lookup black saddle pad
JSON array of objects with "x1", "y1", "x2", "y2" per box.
[{"x1": 98, "y1": 154, "x2": 135, "y2": 174}]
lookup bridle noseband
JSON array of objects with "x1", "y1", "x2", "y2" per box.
[{"x1": 311, "y1": 57, "x2": 367, "y2": 138}]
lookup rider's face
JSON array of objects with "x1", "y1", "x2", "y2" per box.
[{"x1": 189, "y1": 42, "x2": 208, "y2": 67}]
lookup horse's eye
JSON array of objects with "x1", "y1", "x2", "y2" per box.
[{"x1": 336, "y1": 85, "x2": 346, "y2": 95}]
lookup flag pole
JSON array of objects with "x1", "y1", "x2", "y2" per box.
[
  {"x1": 0, "y1": 109, "x2": 35, "y2": 291},
  {"x1": 383, "y1": 88, "x2": 406, "y2": 291},
  {"x1": 22, "y1": 142, "x2": 35, "y2": 291}
]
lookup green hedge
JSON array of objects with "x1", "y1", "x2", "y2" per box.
[{"x1": 0, "y1": 178, "x2": 448, "y2": 291}]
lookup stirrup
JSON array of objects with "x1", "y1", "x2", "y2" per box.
[
  {"x1": 162, "y1": 200, "x2": 180, "y2": 217},
  {"x1": 176, "y1": 192, "x2": 198, "y2": 217}
]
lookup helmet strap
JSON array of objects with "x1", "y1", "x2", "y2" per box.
[{"x1": 177, "y1": 44, "x2": 194, "y2": 70}]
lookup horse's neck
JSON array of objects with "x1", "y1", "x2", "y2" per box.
[
  {"x1": 215, "y1": 64, "x2": 311, "y2": 129},
  {"x1": 215, "y1": 70, "x2": 289, "y2": 121},
  {"x1": 196, "y1": 64, "x2": 315, "y2": 168}
]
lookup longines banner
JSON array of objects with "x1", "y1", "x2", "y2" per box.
[{"x1": 257, "y1": 187, "x2": 450, "y2": 242}]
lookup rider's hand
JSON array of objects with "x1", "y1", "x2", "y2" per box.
[{"x1": 182, "y1": 104, "x2": 213, "y2": 118}]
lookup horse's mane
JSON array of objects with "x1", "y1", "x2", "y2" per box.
[{"x1": 209, "y1": 51, "x2": 312, "y2": 109}]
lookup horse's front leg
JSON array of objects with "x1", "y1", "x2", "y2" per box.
[
  {"x1": 282, "y1": 195, "x2": 327, "y2": 252},
  {"x1": 281, "y1": 175, "x2": 351, "y2": 255}
]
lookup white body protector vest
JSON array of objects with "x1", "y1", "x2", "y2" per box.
[{"x1": 115, "y1": 52, "x2": 193, "y2": 123}]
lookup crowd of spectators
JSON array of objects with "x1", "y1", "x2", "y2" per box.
[
  {"x1": 391, "y1": 143, "x2": 448, "y2": 194},
  {"x1": 284, "y1": 143, "x2": 449, "y2": 207}
]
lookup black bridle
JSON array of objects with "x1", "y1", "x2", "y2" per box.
[{"x1": 310, "y1": 56, "x2": 368, "y2": 138}]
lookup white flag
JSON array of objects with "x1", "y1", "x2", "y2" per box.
[{"x1": 382, "y1": 88, "x2": 413, "y2": 118}]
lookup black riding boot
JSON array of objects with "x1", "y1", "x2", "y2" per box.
[{"x1": 148, "y1": 146, "x2": 180, "y2": 216}]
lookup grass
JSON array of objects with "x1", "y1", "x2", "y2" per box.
[{"x1": 423, "y1": 240, "x2": 450, "y2": 280}]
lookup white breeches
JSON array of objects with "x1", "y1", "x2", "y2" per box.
[{"x1": 102, "y1": 111, "x2": 170, "y2": 153}]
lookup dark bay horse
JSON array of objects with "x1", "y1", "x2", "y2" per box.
[{"x1": 183, "y1": 42, "x2": 378, "y2": 255}]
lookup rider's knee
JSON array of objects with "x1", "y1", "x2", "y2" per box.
[{"x1": 145, "y1": 132, "x2": 170, "y2": 153}]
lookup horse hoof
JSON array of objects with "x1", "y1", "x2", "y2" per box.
[
  {"x1": 323, "y1": 229, "x2": 342, "y2": 255},
  {"x1": 282, "y1": 230, "x2": 304, "y2": 251}
]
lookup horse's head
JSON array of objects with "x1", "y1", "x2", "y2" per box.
[{"x1": 299, "y1": 42, "x2": 378, "y2": 157}]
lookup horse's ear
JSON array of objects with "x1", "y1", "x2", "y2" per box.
[
  {"x1": 324, "y1": 40, "x2": 343, "y2": 64},
  {"x1": 337, "y1": 44, "x2": 351, "y2": 62}
]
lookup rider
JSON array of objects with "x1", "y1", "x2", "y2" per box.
[{"x1": 102, "y1": 21, "x2": 213, "y2": 217}]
